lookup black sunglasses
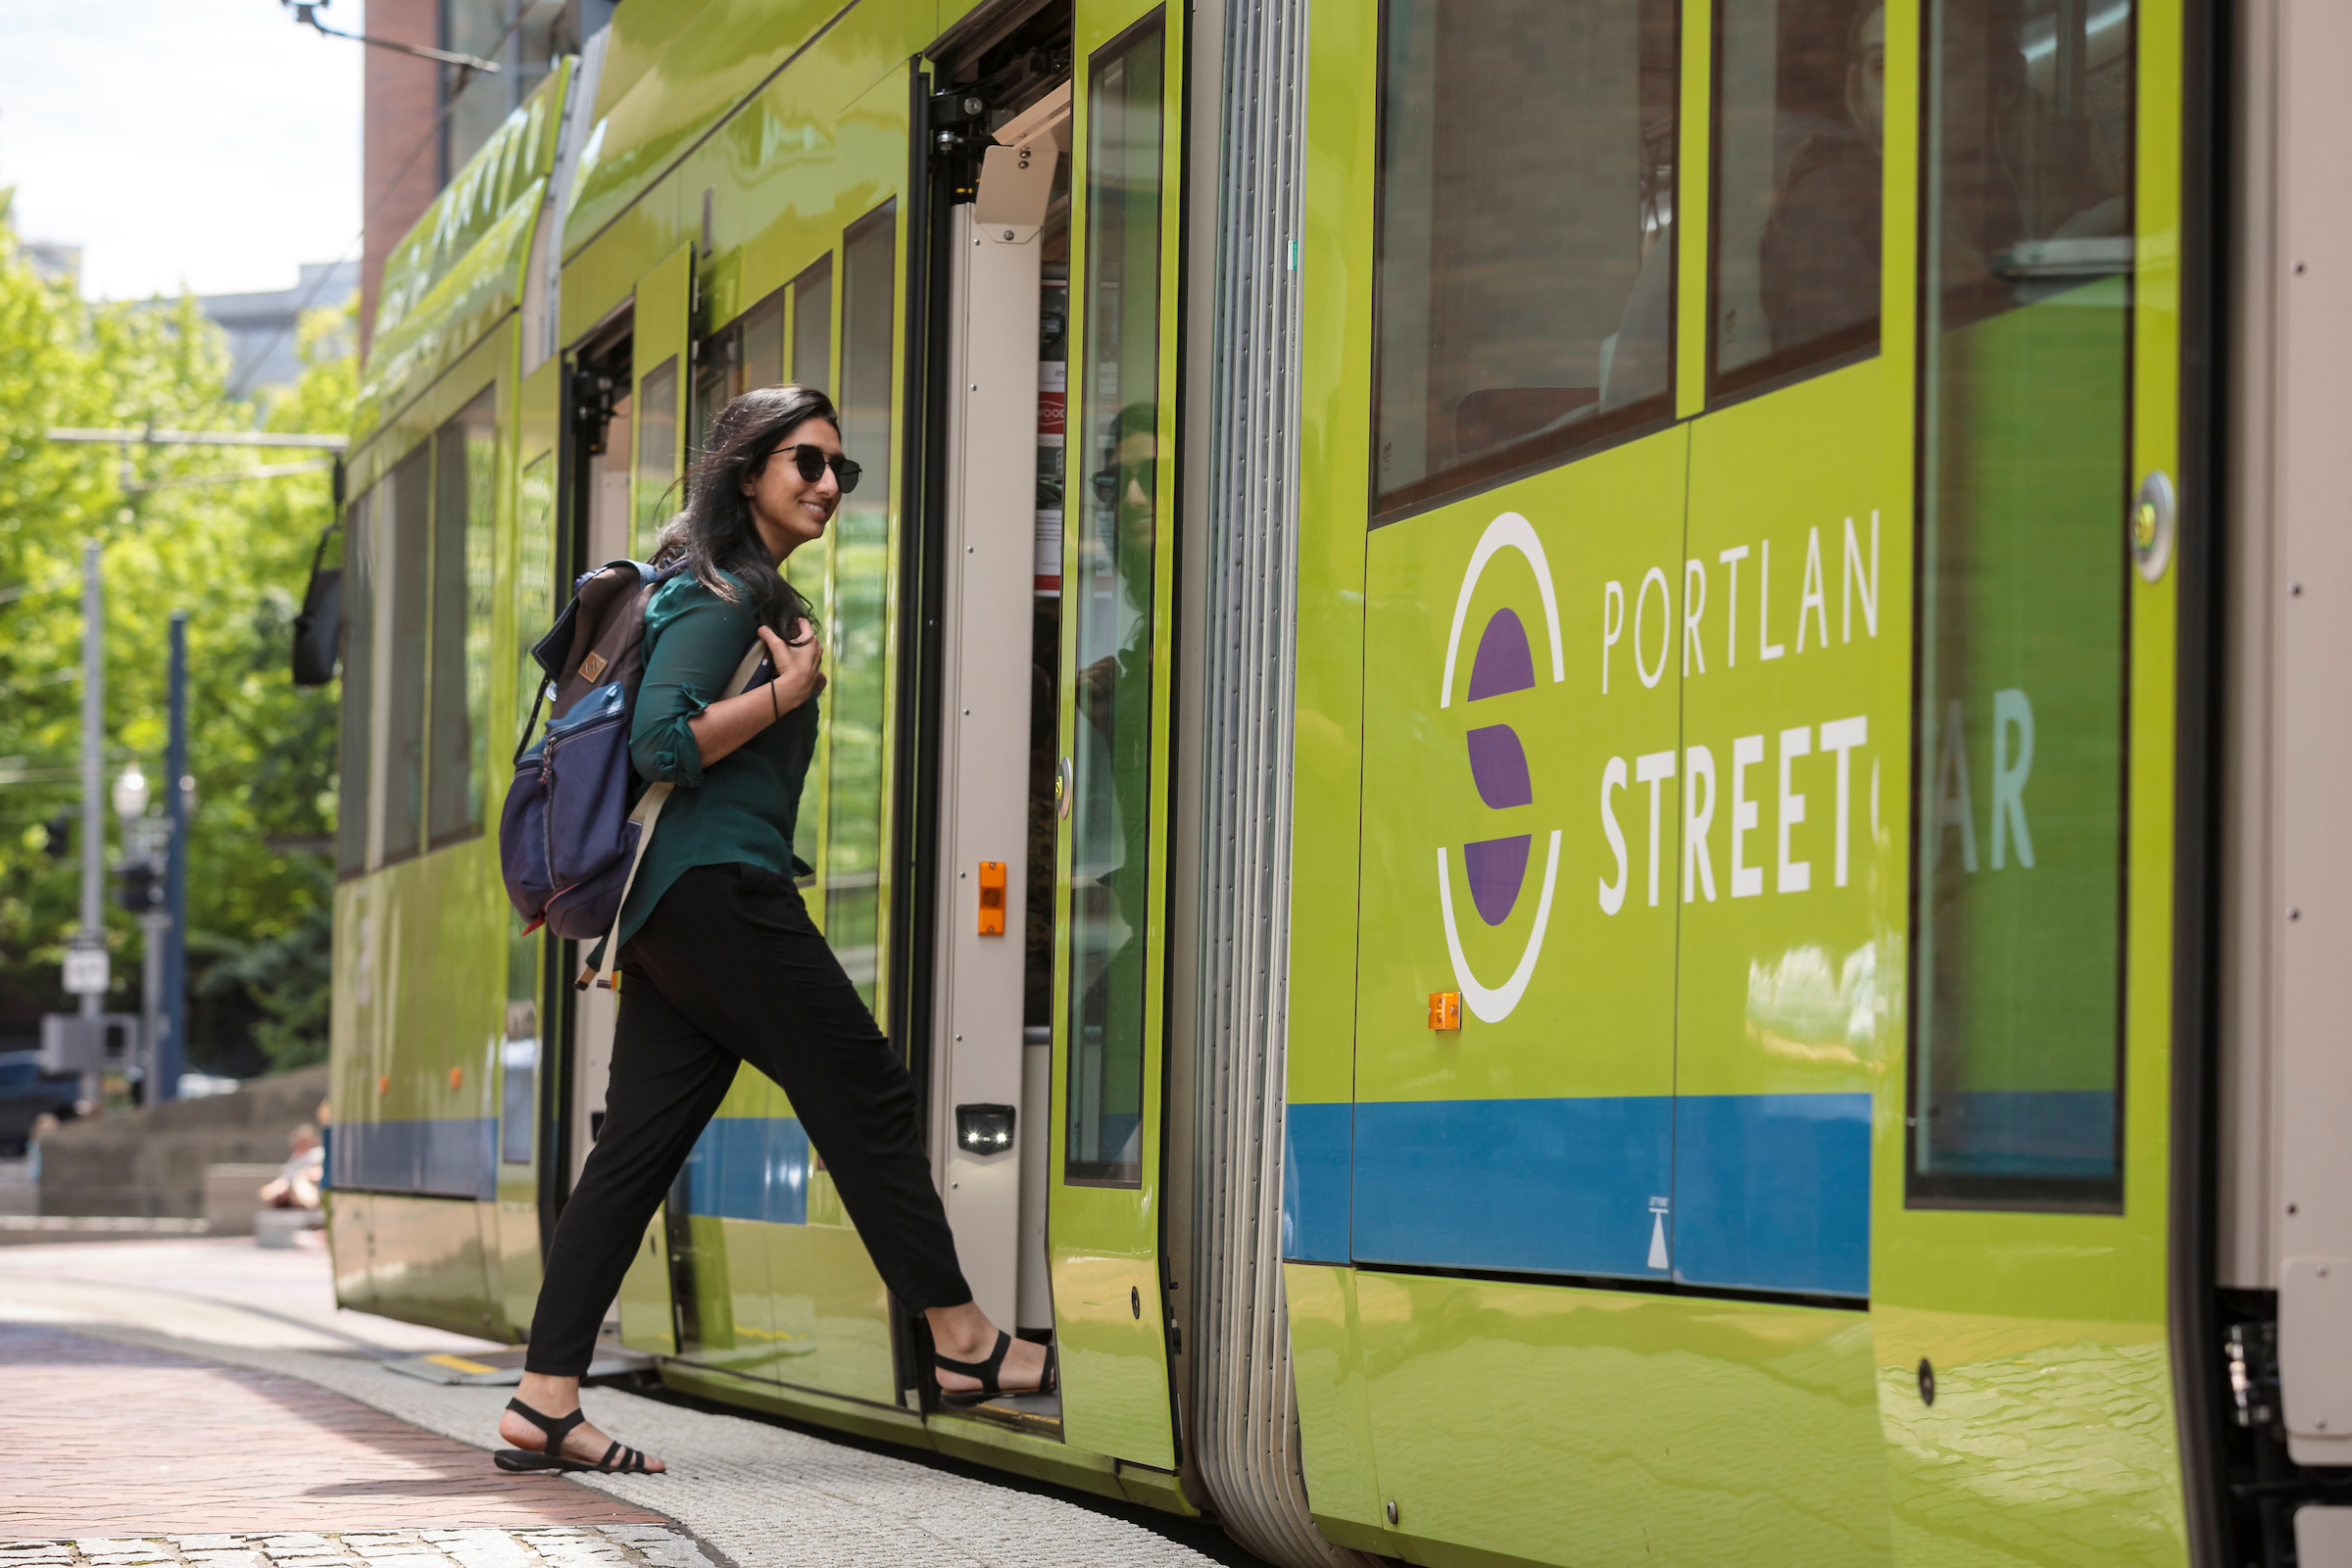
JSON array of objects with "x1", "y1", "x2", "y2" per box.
[{"x1": 774, "y1": 443, "x2": 862, "y2": 495}]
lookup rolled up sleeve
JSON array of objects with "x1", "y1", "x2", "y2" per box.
[{"x1": 631, "y1": 591, "x2": 756, "y2": 788}]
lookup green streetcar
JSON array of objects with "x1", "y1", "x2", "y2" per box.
[{"x1": 322, "y1": 0, "x2": 2344, "y2": 1561}]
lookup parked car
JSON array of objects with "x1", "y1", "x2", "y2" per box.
[{"x1": 0, "y1": 1051, "x2": 80, "y2": 1156}]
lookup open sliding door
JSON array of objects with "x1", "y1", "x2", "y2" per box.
[{"x1": 1046, "y1": 0, "x2": 1186, "y2": 1471}]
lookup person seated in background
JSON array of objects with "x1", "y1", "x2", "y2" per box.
[
  {"x1": 26, "y1": 1111, "x2": 59, "y2": 1184},
  {"x1": 260, "y1": 1122, "x2": 322, "y2": 1210},
  {"x1": 1759, "y1": 1, "x2": 1885, "y2": 354}
]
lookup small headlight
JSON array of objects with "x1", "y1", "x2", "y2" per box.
[{"x1": 956, "y1": 1102, "x2": 1016, "y2": 1155}]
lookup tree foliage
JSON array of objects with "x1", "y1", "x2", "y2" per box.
[{"x1": 0, "y1": 202, "x2": 350, "y2": 1074}]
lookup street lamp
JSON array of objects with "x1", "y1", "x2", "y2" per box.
[
  {"x1": 111, "y1": 762, "x2": 149, "y2": 824},
  {"x1": 109, "y1": 761, "x2": 166, "y2": 1106}
]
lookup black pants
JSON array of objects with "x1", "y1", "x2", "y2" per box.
[{"x1": 525, "y1": 861, "x2": 971, "y2": 1376}]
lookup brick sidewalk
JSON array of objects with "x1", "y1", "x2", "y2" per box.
[{"x1": 0, "y1": 1325, "x2": 668, "y2": 1538}]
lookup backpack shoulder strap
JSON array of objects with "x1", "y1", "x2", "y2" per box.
[{"x1": 580, "y1": 638, "x2": 768, "y2": 993}]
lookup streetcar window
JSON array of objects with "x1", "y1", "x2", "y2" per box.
[
  {"x1": 793, "y1": 257, "x2": 831, "y2": 391},
  {"x1": 824, "y1": 208, "x2": 896, "y2": 1006},
  {"x1": 1711, "y1": 0, "x2": 1884, "y2": 398},
  {"x1": 427, "y1": 389, "x2": 498, "y2": 847},
  {"x1": 693, "y1": 325, "x2": 737, "y2": 465},
  {"x1": 787, "y1": 256, "x2": 831, "y2": 884},
  {"x1": 515, "y1": 451, "x2": 556, "y2": 743},
  {"x1": 635, "y1": 357, "x2": 679, "y2": 553},
  {"x1": 744, "y1": 288, "x2": 784, "y2": 391},
  {"x1": 381, "y1": 443, "x2": 432, "y2": 864},
  {"x1": 1373, "y1": 0, "x2": 1680, "y2": 519},
  {"x1": 1065, "y1": 16, "x2": 1164, "y2": 1189},
  {"x1": 1908, "y1": 0, "x2": 2132, "y2": 1210},
  {"x1": 335, "y1": 490, "x2": 374, "y2": 879}
]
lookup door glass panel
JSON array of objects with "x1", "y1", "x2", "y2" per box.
[
  {"x1": 786, "y1": 260, "x2": 834, "y2": 885},
  {"x1": 1374, "y1": 0, "x2": 1679, "y2": 518},
  {"x1": 1711, "y1": 0, "x2": 1885, "y2": 396},
  {"x1": 1065, "y1": 19, "x2": 1164, "y2": 1188},
  {"x1": 635, "y1": 357, "x2": 679, "y2": 554},
  {"x1": 793, "y1": 258, "x2": 833, "y2": 392},
  {"x1": 826, "y1": 210, "x2": 895, "y2": 1004},
  {"x1": 745, "y1": 290, "x2": 785, "y2": 391},
  {"x1": 1911, "y1": 0, "x2": 2132, "y2": 1206},
  {"x1": 382, "y1": 443, "x2": 431, "y2": 863},
  {"x1": 336, "y1": 492, "x2": 374, "y2": 878}
]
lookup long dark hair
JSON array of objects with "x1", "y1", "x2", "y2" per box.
[{"x1": 650, "y1": 383, "x2": 836, "y2": 636}]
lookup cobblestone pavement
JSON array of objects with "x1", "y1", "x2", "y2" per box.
[
  {"x1": 0, "y1": 1528, "x2": 711, "y2": 1568},
  {"x1": 0, "y1": 1242, "x2": 1233, "y2": 1568}
]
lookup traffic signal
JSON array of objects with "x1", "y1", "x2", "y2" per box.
[
  {"x1": 113, "y1": 860, "x2": 161, "y2": 913},
  {"x1": 43, "y1": 812, "x2": 70, "y2": 859}
]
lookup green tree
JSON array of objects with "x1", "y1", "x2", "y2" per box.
[{"x1": 0, "y1": 202, "x2": 352, "y2": 1075}]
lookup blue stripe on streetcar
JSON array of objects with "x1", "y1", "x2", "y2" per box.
[
  {"x1": 1349, "y1": 1097, "x2": 1674, "y2": 1281},
  {"x1": 329, "y1": 1118, "x2": 496, "y2": 1201},
  {"x1": 681, "y1": 1116, "x2": 810, "y2": 1226},
  {"x1": 1288, "y1": 1094, "x2": 1872, "y2": 1298},
  {"x1": 1669, "y1": 1094, "x2": 1870, "y2": 1298},
  {"x1": 1281, "y1": 1102, "x2": 1352, "y2": 1264}
]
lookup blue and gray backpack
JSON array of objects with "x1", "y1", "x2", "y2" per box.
[{"x1": 501, "y1": 558, "x2": 763, "y2": 990}]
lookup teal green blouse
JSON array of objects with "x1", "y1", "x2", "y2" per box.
[{"x1": 612, "y1": 572, "x2": 817, "y2": 952}]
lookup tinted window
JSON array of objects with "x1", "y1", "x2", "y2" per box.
[
  {"x1": 635, "y1": 357, "x2": 679, "y2": 555},
  {"x1": 1909, "y1": 0, "x2": 2132, "y2": 1208},
  {"x1": 1375, "y1": 0, "x2": 1680, "y2": 518},
  {"x1": 1711, "y1": 0, "x2": 1885, "y2": 396},
  {"x1": 427, "y1": 389, "x2": 498, "y2": 845},
  {"x1": 792, "y1": 257, "x2": 832, "y2": 392},
  {"x1": 382, "y1": 445, "x2": 431, "y2": 862},
  {"x1": 336, "y1": 491, "x2": 374, "y2": 878}
]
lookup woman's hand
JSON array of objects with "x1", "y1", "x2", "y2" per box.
[
  {"x1": 760, "y1": 617, "x2": 826, "y2": 713},
  {"x1": 686, "y1": 617, "x2": 827, "y2": 769}
]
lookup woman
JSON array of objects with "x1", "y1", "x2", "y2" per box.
[{"x1": 496, "y1": 384, "x2": 1052, "y2": 1475}]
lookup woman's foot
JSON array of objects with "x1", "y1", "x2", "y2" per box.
[
  {"x1": 926, "y1": 1303, "x2": 1051, "y2": 1398},
  {"x1": 500, "y1": 1373, "x2": 666, "y2": 1472}
]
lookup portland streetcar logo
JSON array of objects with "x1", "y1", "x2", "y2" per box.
[{"x1": 1437, "y1": 512, "x2": 1566, "y2": 1023}]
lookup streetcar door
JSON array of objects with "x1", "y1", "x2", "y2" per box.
[
  {"x1": 1045, "y1": 0, "x2": 1186, "y2": 1470},
  {"x1": 569, "y1": 242, "x2": 694, "y2": 1355},
  {"x1": 927, "y1": 72, "x2": 1072, "y2": 1345},
  {"x1": 1870, "y1": 0, "x2": 2186, "y2": 1547}
]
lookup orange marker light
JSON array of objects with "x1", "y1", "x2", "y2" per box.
[
  {"x1": 448, "y1": 1066, "x2": 464, "y2": 1090},
  {"x1": 376, "y1": 1074, "x2": 390, "y2": 1096},
  {"x1": 977, "y1": 860, "x2": 1006, "y2": 936},
  {"x1": 1428, "y1": 992, "x2": 1462, "y2": 1032}
]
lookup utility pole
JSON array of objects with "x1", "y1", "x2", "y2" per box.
[
  {"x1": 162, "y1": 612, "x2": 189, "y2": 1103},
  {"x1": 74, "y1": 540, "x2": 104, "y2": 1110}
]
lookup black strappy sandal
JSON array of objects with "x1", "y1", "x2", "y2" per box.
[
  {"x1": 492, "y1": 1396, "x2": 662, "y2": 1474},
  {"x1": 934, "y1": 1331, "x2": 1058, "y2": 1410}
]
